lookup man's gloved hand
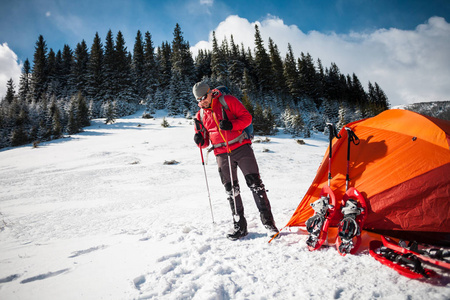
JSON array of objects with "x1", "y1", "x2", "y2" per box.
[
  {"x1": 194, "y1": 132, "x2": 205, "y2": 146},
  {"x1": 219, "y1": 120, "x2": 233, "y2": 131}
]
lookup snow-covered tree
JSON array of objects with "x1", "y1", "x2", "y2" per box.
[
  {"x1": 143, "y1": 31, "x2": 158, "y2": 96},
  {"x1": 211, "y1": 31, "x2": 228, "y2": 82},
  {"x1": 104, "y1": 100, "x2": 117, "y2": 124},
  {"x1": 4, "y1": 79, "x2": 16, "y2": 104},
  {"x1": 86, "y1": 32, "x2": 104, "y2": 102},
  {"x1": 253, "y1": 25, "x2": 273, "y2": 95},
  {"x1": 31, "y1": 35, "x2": 48, "y2": 102},
  {"x1": 133, "y1": 30, "x2": 146, "y2": 100}
]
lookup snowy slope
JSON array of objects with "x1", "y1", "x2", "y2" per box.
[{"x1": 0, "y1": 110, "x2": 449, "y2": 300}]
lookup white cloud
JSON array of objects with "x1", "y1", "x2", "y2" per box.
[
  {"x1": 191, "y1": 15, "x2": 450, "y2": 106},
  {"x1": 0, "y1": 43, "x2": 22, "y2": 99}
]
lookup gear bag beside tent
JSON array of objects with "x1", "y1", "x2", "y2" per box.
[{"x1": 284, "y1": 109, "x2": 450, "y2": 246}]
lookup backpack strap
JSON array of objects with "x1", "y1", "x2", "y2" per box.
[
  {"x1": 209, "y1": 133, "x2": 247, "y2": 151},
  {"x1": 218, "y1": 95, "x2": 229, "y2": 110}
]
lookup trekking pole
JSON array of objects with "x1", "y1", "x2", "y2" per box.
[
  {"x1": 335, "y1": 127, "x2": 365, "y2": 256},
  {"x1": 304, "y1": 123, "x2": 341, "y2": 250},
  {"x1": 222, "y1": 107, "x2": 240, "y2": 222},
  {"x1": 326, "y1": 123, "x2": 341, "y2": 187},
  {"x1": 195, "y1": 119, "x2": 215, "y2": 224},
  {"x1": 344, "y1": 127, "x2": 360, "y2": 191}
]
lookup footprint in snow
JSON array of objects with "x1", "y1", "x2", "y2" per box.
[
  {"x1": 0, "y1": 274, "x2": 20, "y2": 284},
  {"x1": 68, "y1": 245, "x2": 108, "y2": 258},
  {"x1": 20, "y1": 268, "x2": 70, "y2": 284},
  {"x1": 133, "y1": 275, "x2": 146, "y2": 290}
]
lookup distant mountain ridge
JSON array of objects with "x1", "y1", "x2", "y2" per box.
[{"x1": 395, "y1": 100, "x2": 450, "y2": 121}]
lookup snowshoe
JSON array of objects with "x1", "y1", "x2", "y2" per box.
[
  {"x1": 369, "y1": 240, "x2": 439, "y2": 279},
  {"x1": 381, "y1": 236, "x2": 450, "y2": 270},
  {"x1": 305, "y1": 185, "x2": 337, "y2": 251},
  {"x1": 335, "y1": 187, "x2": 367, "y2": 256}
]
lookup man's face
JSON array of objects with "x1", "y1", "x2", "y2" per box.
[{"x1": 197, "y1": 92, "x2": 212, "y2": 109}]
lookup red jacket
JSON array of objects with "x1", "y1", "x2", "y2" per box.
[{"x1": 195, "y1": 91, "x2": 252, "y2": 155}]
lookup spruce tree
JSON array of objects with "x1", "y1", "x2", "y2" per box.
[
  {"x1": 259, "y1": 106, "x2": 276, "y2": 135},
  {"x1": 325, "y1": 63, "x2": 342, "y2": 101},
  {"x1": 115, "y1": 31, "x2": 135, "y2": 103},
  {"x1": 299, "y1": 52, "x2": 318, "y2": 100},
  {"x1": 241, "y1": 91, "x2": 254, "y2": 116},
  {"x1": 37, "y1": 97, "x2": 51, "y2": 141},
  {"x1": 72, "y1": 40, "x2": 89, "y2": 96},
  {"x1": 76, "y1": 92, "x2": 90, "y2": 127},
  {"x1": 104, "y1": 100, "x2": 117, "y2": 124},
  {"x1": 60, "y1": 44, "x2": 74, "y2": 98},
  {"x1": 66, "y1": 95, "x2": 79, "y2": 134},
  {"x1": 241, "y1": 44, "x2": 256, "y2": 93},
  {"x1": 168, "y1": 72, "x2": 182, "y2": 115},
  {"x1": 283, "y1": 44, "x2": 301, "y2": 103},
  {"x1": 171, "y1": 24, "x2": 195, "y2": 82},
  {"x1": 133, "y1": 30, "x2": 146, "y2": 100},
  {"x1": 242, "y1": 68, "x2": 255, "y2": 97},
  {"x1": 49, "y1": 96, "x2": 62, "y2": 139},
  {"x1": 157, "y1": 42, "x2": 172, "y2": 90},
  {"x1": 153, "y1": 87, "x2": 165, "y2": 110},
  {"x1": 253, "y1": 25, "x2": 273, "y2": 94},
  {"x1": 53, "y1": 50, "x2": 63, "y2": 98},
  {"x1": 372, "y1": 82, "x2": 389, "y2": 115},
  {"x1": 86, "y1": 32, "x2": 104, "y2": 102},
  {"x1": 32, "y1": 35, "x2": 48, "y2": 102},
  {"x1": 10, "y1": 126, "x2": 28, "y2": 146},
  {"x1": 315, "y1": 58, "x2": 325, "y2": 105},
  {"x1": 19, "y1": 59, "x2": 32, "y2": 103},
  {"x1": 145, "y1": 93, "x2": 156, "y2": 115},
  {"x1": 252, "y1": 103, "x2": 265, "y2": 134},
  {"x1": 144, "y1": 31, "x2": 158, "y2": 96},
  {"x1": 228, "y1": 35, "x2": 245, "y2": 87},
  {"x1": 46, "y1": 49, "x2": 59, "y2": 97},
  {"x1": 367, "y1": 81, "x2": 376, "y2": 117},
  {"x1": 170, "y1": 24, "x2": 195, "y2": 113},
  {"x1": 337, "y1": 102, "x2": 351, "y2": 129},
  {"x1": 281, "y1": 107, "x2": 304, "y2": 137},
  {"x1": 5, "y1": 79, "x2": 15, "y2": 104},
  {"x1": 322, "y1": 98, "x2": 339, "y2": 125},
  {"x1": 103, "y1": 30, "x2": 117, "y2": 101},
  {"x1": 211, "y1": 31, "x2": 228, "y2": 82},
  {"x1": 349, "y1": 73, "x2": 367, "y2": 107},
  {"x1": 195, "y1": 49, "x2": 212, "y2": 81},
  {"x1": 268, "y1": 38, "x2": 286, "y2": 94}
]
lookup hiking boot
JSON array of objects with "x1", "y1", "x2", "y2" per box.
[{"x1": 227, "y1": 215, "x2": 248, "y2": 240}]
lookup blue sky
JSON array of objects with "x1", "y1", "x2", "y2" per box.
[{"x1": 1, "y1": 0, "x2": 450, "y2": 106}]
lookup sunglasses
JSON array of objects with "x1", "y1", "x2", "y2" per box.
[{"x1": 197, "y1": 92, "x2": 209, "y2": 102}]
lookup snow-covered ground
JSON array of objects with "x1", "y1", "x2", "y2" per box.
[{"x1": 0, "y1": 110, "x2": 449, "y2": 300}]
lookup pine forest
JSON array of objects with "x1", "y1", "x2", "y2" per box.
[{"x1": 0, "y1": 24, "x2": 389, "y2": 149}]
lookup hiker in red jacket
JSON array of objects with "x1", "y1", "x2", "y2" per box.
[{"x1": 192, "y1": 81, "x2": 278, "y2": 240}]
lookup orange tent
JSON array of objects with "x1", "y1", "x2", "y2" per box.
[{"x1": 284, "y1": 109, "x2": 450, "y2": 245}]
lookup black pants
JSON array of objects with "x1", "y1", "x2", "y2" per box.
[{"x1": 216, "y1": 144, "x2": 275, "y2": 226}]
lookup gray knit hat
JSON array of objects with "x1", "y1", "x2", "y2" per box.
[{"x1": 192, "y1": 82, "x2": 210, "y2": 99}]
